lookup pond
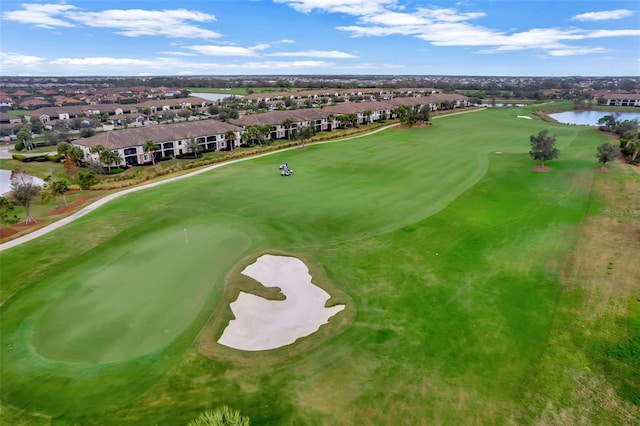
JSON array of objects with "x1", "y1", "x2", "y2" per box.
[
  {"x1": 192, "y1": 92, "x2": 243, "y2": 101},
  {"x1": 0, "y1": 169, "x2": 44, "y2": 196},
  {"x1": 549, "y1": 111, "x2": 640, "y2": 126}
]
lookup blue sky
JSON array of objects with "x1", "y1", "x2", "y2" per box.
[{"x1": 1, "y1": 0, "x2": 639, "y2": 77}]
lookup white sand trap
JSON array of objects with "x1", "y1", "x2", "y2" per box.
[
  {"x1": 517, "y1": 115, "x2": 532, "y2": 119},
  {"x1": 218, "y1": 255, "x2": 345, "y2": 351}
]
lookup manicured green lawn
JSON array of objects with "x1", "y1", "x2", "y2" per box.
[{"x1": 1, "y1": 106, "x2": 636, "y2": 424}]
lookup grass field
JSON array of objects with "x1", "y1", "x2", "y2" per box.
[{"x1": 1, "y1": 105, "x2": 638, "y2": 425}]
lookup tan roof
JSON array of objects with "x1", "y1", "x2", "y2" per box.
[
  {"x1": 74, "y1": 120, "x2": 242, "y2": 150},
  {"x1": 232, "y1": 94, "x2": 467, "y2": 126}
]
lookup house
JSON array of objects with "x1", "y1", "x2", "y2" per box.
[
  {"x1": 0, "y1": 96, "x2": 13, "y2": 112},
  {"x1": 73, "y1": 120, "x2": 244, "y2": 166},
  {"x1": 232, "y1": 93, "x2": 469, "y2": 140},
  {"x1": 603, "y1": 93, "x2": 640, "y2": 107}
]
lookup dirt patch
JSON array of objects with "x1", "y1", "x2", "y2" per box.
[
  {"x1": 47, "y1": 195, "x2": 101, "y2": 216},
  {"x1": 394, "y1": 122, "x2": 432, "y2": 129},
  {"x1": 0, "y1": 227, "x2": 18, "y2": 238},
  {"x1": 532, "y1": 165, "x2": 552, "y2": 172},
  {"x1": 596, "y1": 167, "x2": 612, "y2": 173}
]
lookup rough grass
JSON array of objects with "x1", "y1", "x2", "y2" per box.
[{"x1": 1, "y1": 106, "x2": 637, "y2": 424}]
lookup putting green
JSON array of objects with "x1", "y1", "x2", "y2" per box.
[
  {"x1": 32, "y1": 224, "x2": 250, "y2": 363},
  {"x1": 3, "y1": 105, "x2": 635, "y2": 424}
]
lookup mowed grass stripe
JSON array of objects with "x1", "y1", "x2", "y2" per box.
[{"x1": 0, "y1": 106, "x2": 624, "y2": 424}]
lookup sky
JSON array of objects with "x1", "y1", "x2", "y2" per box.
[{"x1": 0, "y1": 0, "x2": 639, "y2": 77}]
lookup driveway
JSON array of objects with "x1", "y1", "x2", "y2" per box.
[{"x1": 0, "y1": 143, "x2": 13, "y2": 159}]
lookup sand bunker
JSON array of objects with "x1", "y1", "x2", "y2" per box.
[{"x1": 218, "y1": 255, "x2": 345, "y2": 351}]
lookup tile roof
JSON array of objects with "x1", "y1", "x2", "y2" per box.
[{"x1": 74, "y1": 120, "x2": 242, "y2": 150}]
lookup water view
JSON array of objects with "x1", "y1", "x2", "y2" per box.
[
  {"x1": 192, "y1": 92, "x2": 243, "y2": 101},
  {"x1": 0, "y1": 169, "x2": 44, "y2": 195},
  {"x1": 549, "y1": 110, "x2": 640, "y2": 126}
]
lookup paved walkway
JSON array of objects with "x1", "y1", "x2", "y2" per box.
[{"x1": 0, "y1": 144, "x2": 13, "y2": 159}]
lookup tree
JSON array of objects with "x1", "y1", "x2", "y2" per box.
[
  {"x1": 245, "y1": 125, "x2": 262, "y2": 146},
  {"x1": 10, "y1": 167, "x2": 41, "y2": 224},
  {"x1": 0, "y1": 196, "x2": 19, "y2": 226},
  {"x1": 143, "y1": 140, "x2": 158, "y2": 165},
  {"x1": 596, "y1": 143, "x2": 620, "y2": 168},
  {"x1": 188, "y1": 406, "x2": 250, "y2": 426},
  {"x1": 77, "y1": 170, "x2": 99, "y2": 190},
  {"x1": 363, "y1": 109, "x2": 372, "y2": 124},
  {"x1": 224, "y1": 131, "x2": 237, "y2": 151},
  {"x1": 30, "y1": 116, "x2": 44, "y2": 134},
  {"x1": 294, "y1": 123, "x2": 315, "y2": 148},
  {"x1": 529, "y1": 129, "x2": 559, "y2": 168},
  {"x1": 281, "y1": 118, "x2": 294, "y2": 139},
  {"x1": 186, "y1": 138, "x2": 202, "y2": 158},
  {"x1": 16, "y1": 128, "x2": 33, "y2": 151},
  {"x1": 41, "y1": 177, "x2": 70, "y2": 206},
  {"x1": 620, "y1": 131, "x2": 640, "y2": 164},
  {"x1": 100, "y1": 150, "x2": 122, "y2": 172},
  {"x1": 57, "y1": 141, "x2": 71, "y2": 156},
  {"x1": 597, "y1": 114, "x2": 620, "y2": 132},
  {"x1": 259, "y1": 124, "x2": 272, "y2": 145},
  {"x1": 68, "y1": 146, "x2": 85, "y2": 166}
]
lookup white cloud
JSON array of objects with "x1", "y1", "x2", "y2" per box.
[
  {"x1": 69, "y1": 8, "x2": 220, "y2": 38},
  {"x1": 240, "y1": 60, "x2": 331, "y2": 69},
  {"x1": 571, "y1": 9, "x2": 634, "y2": 21},
  {"x1": 279, "y1": 39, "x2": 296, "y2": 43},
  {"x1": 184, "y1": 44, "x2": 270, "y2": 56},
  {"x1": 159, "y1": 51, "x2": 198, "y2": 57},
  {"x1": 0, "y1": 52, "x2": 46, "y2": 67},
  {"x1": 267, "y1": 50, "x2": 357, "y2": 58},
  {"x1": 320, "y1": 3, "x2": 640, "y2": 58},
  {"x1": 2, "y1": 3, "x2": 77, "y2": 28},
  {"x1": 2, "y1": 4, "x2": 220, "y2": 38},
  {"x1": 49, "y1": 57, "x2": 171, "y2": 67},
  {"x1": 547, "y1": 47, "x2": 607, "y2": 56},
  {"x1": 274, "y1": 0, "x2": 399, "y2": 15}
]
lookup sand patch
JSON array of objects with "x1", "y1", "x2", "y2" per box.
[
  {"x1": 218, "y1": 254, "x2": 345, "y2": 351},
  {"x1": 532, "y1": 165, "x2": 552, "y2": 172}
]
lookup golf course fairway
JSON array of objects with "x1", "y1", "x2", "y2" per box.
[{"x1": 1, "y1": 105, "x2": 638, "y2": 425}]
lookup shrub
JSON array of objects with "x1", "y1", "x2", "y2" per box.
[
  {"x1": 104, "y1": 168, "x2": 124, "y2": 175},
  {"x1": 14, "y1": 141, "x2": 25, "y2": 151},
  {"x1": 46, "y1": 154, "x2": 64, "y2": 162}
]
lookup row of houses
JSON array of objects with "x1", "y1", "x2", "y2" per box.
[
  {"x1": 74, "y1": 93, "x2": 469, "y2": 166},
  {"x1": 0, "y1": 86, "x2": 190, "y2": 111}
]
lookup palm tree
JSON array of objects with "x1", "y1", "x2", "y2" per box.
[
  {"x1": 188, "y1": 406, "x2": 250, "y2": 426},
  {"x1": 363, "y1": 109, "x2": 372, "y2": 125},
  {"x1": 327, "y1": 114, "x2": 335, "y2": 131},
  {"x1": 295, "y1": 123, "x2": 315, "y2": 148},
  {"x1": 99, "y1": 149, "x2": 121, "y2": 172},
  {"x1": 143, "y1": 140, "x2": 158, "y2": 165},
  {"x1": 260, "y1": 124, "x2": 272, "y2": 145},
  {"x1": 224, "y1": 130, "x2": 237, "y2": 151},
  {"x1": 16, "y1": 128, "x2": 33, "y2": 151},
  {"x1": 186, "y1": 138, "x2": 201, "y2": 158},
  {"x1": 245, "y1": 125, "x2": 262, "y2": 146},
  {"x1": 281, "y1": 118, "x2": 293, "y2": 139},
  {"x1": 68, "y1": 146, "x2": 85, "y2": 166}
]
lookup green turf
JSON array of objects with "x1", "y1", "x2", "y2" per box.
[{"x1": 1, "y1": 105, "x2": 636, "y2": 424}]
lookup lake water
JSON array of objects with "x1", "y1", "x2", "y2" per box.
[
  {"x1": 192, "y1": 92, "x2": 243, "y2": 101},
  {"x1": 549, "y1": 111, "x2": 640, "y2": 126},
  {"x1": 0, "y1": 169, "x2": 44, "y2": 195}
]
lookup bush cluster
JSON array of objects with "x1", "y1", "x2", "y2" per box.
[{"x1": 11, "y1": 153, "x2": 63, "y2": 163}]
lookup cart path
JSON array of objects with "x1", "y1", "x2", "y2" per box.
[{"x1": 0, "y1": 108, "x2": 486, "y2": 251}]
